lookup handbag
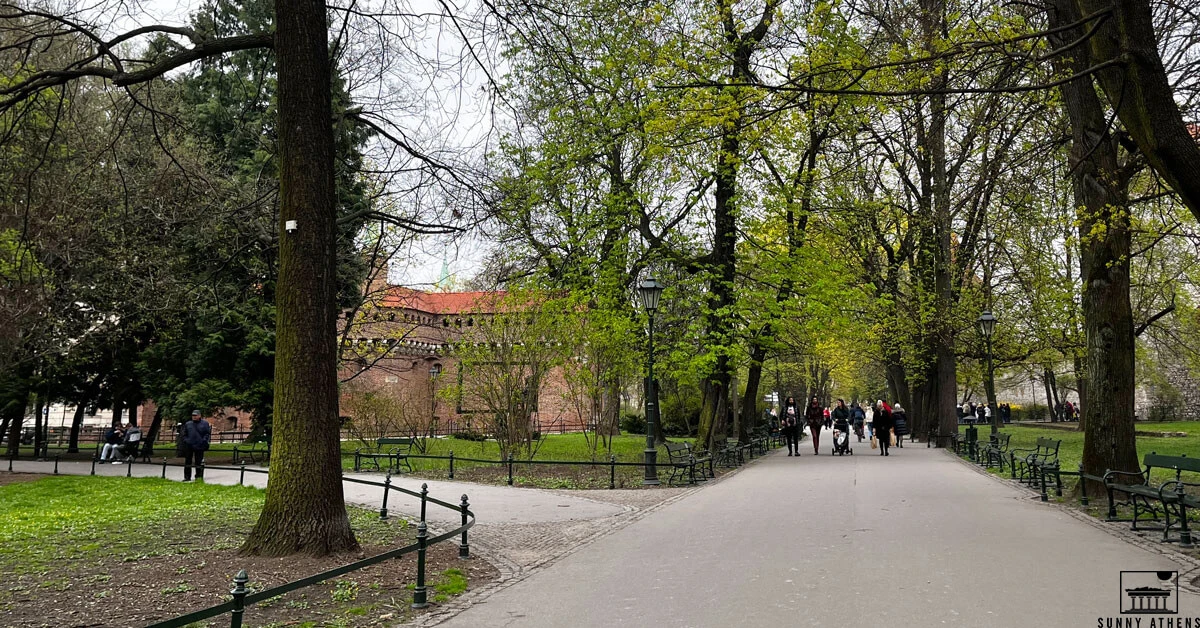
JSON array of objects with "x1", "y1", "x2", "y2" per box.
[{"x1": 871, "y1": 436, "x2": 878, "y2": 449}]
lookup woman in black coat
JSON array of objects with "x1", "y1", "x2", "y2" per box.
[
  {"x1": 805, "y1": 396, "x2": 825, "y2": 455},
  {"x1": 782, "y1": 397, "x2": 800, "y2": 456},
  {"x1": 873, "y1": 401, "x2": 894, "y2": 456}
]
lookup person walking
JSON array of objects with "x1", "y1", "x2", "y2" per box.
[
  {"x1": 181, "y1": 410, "x2": 211, "y2": 481},
  {"x1": 874, "y1": 400, "x2": 894, "y2": 456},
  {"x1": 850, "y1": 402, "x2": 866, "y2": 441},
  {"x1": 805, "y1": 396, "x2": 825, "y2": 455},
  {"x1": 892, "y1": 403, "x2": 909, "y2": 448},
  {"x1": 782, "y1": 397, "x2": 800, "y2": 456},
  {"x1": 864, "y1": 402, "x2": 875, "y2": 440}
]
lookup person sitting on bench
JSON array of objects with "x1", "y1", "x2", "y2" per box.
[
  {"x1": 113, "y1": 424, "x2": 141, "y2": 464},
  {"x1": 99, "y1": 425, "x2": 125, "y2": 461}
]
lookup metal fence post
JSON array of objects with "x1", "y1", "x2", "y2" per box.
[
  {"x1": 420, "y1": 483, "x2": 428, "y2": 523},
  {"x1": 229, "y1": 569, "x2": 248, "y2": 628},
  {"x1": 1178, "y1": 481, "x2": 1194, "y2": 549},
  {"x1": 161, "y1": 457, "x2": 168, "y2": 479},
  {"x1": 198, "y1": 460, "x2": 206, "y2": 482},
  {"x1": 91, "y1": 455, "x2": 97, "y2": 476},
  {"x1": 239, "y1": 462, "x2": 246, "y2": 486},
  {"x1": 507, "y1": 454, "x2": 514, "y2": 486},
  {"x1": 126, "y1": 459, "x2": 133, "y2": 477},
  {"x1": 448, "y1": 450, "x2": 454, "y2": 480},
  {"x1": 1078, "y1": 464, "x2": 1090, "y2": 507},
  {"x1": 459, "y1": 494, "x2": 470, "y2": 558},
  {"x1": 8, "y1": 454, "x2": 14, "y2": 472},
  {"x1": 412, "y1": 522, "x2": 428, "y2": 608},
  {"x1": 380, "y1": 473, "x2": 392, "y2": 521},
  {"x1": 609, "y1": 455, "x2": 616, "y2": 490},
  {"x1": 54, "y1": 455, "x2": 59, "y2": 475}
]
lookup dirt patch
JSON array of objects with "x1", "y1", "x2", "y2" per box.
[
  {"x1": 0, "y1": 539, "x2": 497, "y2": 627},
  {"x1": 0, "y1": 472, "x2": 45, "y2": 487}
]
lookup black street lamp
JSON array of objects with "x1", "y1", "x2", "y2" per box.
[
  {"x1": 429, "y1": 364, "x2": 441, "y2": 437},
  {"x1": 638, "y1": 277, "x2": 665, "y2": 486},
  {"x1": 978, "y1": 310, "x2": 999, "y2": 434}
]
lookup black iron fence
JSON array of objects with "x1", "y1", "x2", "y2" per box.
[{"x1": 2, "y1": 454, "x2": 475, "y2": 628}]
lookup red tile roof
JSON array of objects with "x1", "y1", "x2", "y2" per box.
[{"x1": 380, "y1": 287, "x2": 506, "y2": 314}]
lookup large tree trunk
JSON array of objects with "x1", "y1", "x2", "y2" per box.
[
  {"x1": 694, "y1": 120, "x2": 738, "y2": 452},
  {"x1": 741, "y1": 345, "x2": 767, "y2": 436},
  {"x1": 1074, "y1": 354, "x2": 1087, "y2": 427},
  {"x1": 241, "y1": 0, "x2": 357, "y2": 556},
  {"x1": 1073, "y1": 0, "x2": 1200, "y2": 220},
  {"x1": 1051, "y1": 0, "x2": 1139, "y2": 485},
  {"x1": 67, "y1": 402, "x2": 87, "y2": 453},
  {"x1": 1042, "y1": 368, "x2": 1058, "y2": 422},
  {"x1": 4, "y1": 408, "x2": 22, "y2": 457},
  {"x1": 32, "y1": 391, "x2": 44, "y2": 459},
  {"x1": 143, "y1": 406, "x2": 164, "y2": 457},
  {"x1": 915, "y1": 0, "x2": 959, "y2": 440}
]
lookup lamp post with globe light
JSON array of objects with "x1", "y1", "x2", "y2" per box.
[
  {"x1": 978, "y1": 310, "x2": 999, "y2": 434},
  {"x1": 638, "y1": 278, "x2": 665, "y2": 485}
]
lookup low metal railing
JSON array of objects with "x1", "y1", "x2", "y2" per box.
[{"x1": 3, "y1": 454, "x2": 475, "y2": 628}]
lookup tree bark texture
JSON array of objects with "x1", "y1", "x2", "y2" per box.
[
  {"x1": 1051, "y1": 0, "x2": 1140, "y2": 483},
  {"x1": 1042, "y1": 367, "x2": 1058, "y2": 422},
  {"x1": 67, "y1": 402, "x2": 86, "y2": 453},
  {"x1": 142, "y1": 406, "x2": 164, "y2": 456},
  {"x1": 241, "y1": 0, "x2": 357, "y2": 556},
  {"x1": 32, "y1": 391, "x2": 44, "y2": 458},
  {"x1": 917, "y1": 0, "x2": 959, "y2": 439},
  {"x1": 1072, "y1": 0, "x2": 1200, "y2": 220}
]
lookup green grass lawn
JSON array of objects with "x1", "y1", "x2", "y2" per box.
[
  {"x1": 978, "y1": 422, "x2": 1200, "y2": 486},
  {"x1": 0, "y1": 475, "x2": 403, "y2": 575},
  {"x1": 0, "y1": 475, "x2": 486, "y2": 627},
  {"x1": 343, "y1": 433, "x2": 670, "y2": 489}
]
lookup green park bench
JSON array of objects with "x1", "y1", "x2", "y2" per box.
[
  {"x1": 1104, "y1": 453, "x2": 1200, "y2": 547},
  {"x1": 1010, "y1": 437, "x2": 1061, "y2": 501},
  {"x1": 233, "y1": 441, "x2": 270, "y2": 465},
  {"x1": 683, "y1": 442, "x2": 715, "y2": 479},
  {"x1": 979, "y1": 433, "x2": 1011, "y2": 471},
  {"x1": 354, "y1": 437, "x2": 416, "y2": 473},
  {"x1": 663, "y1": 441, "x2": 704, "y2": 486}
]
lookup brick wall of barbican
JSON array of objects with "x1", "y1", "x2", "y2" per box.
[{"x1": 338, "y1": 301, "x2": 592, "y2": 435}]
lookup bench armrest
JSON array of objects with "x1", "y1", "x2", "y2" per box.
[{"x1": 1103, "y1": 469, "x2": 1146, "y2": 485}]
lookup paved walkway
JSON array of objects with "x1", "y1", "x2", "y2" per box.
[
  {"x1": 428, "y1": 445, "x2": 1200, "y2": 627},
  {"x1": 11, "y1": 446, "x2": 1200, "y2": 626}
]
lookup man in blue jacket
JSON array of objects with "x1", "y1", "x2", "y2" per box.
[{"x1": 181, "y1": 410, "x2": 211, "y2": 481}]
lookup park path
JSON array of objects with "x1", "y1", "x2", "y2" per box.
[{"x1": 427, "y1": 444, "x2": 1200, "y2": 628}]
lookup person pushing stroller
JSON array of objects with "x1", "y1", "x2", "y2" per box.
[{"x1": 831, "y1": 399, "x2": 852, "y2": 455}]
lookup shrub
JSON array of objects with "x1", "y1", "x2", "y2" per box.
[
  {"x1": 619, "y1": 413, "x2": 646, "y2": 435},
  {"x1": 451, "y1": 429, "x2": 487, "y2": 442},
  {"x1": 660, "y1": 394, "x2": 699, "y2": 437}
]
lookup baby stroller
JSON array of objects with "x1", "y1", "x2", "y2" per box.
[{"x1": 832, "y1": 419, "x2": 852, "y2": 455}]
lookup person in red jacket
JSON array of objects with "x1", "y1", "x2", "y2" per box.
[{"x1": 805, "y1": 396, "x2": 825, "y2": 455}]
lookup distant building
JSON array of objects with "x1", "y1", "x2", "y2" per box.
[{"x1": 338, "y1": 278, "x2": 592, "y2": 437}]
